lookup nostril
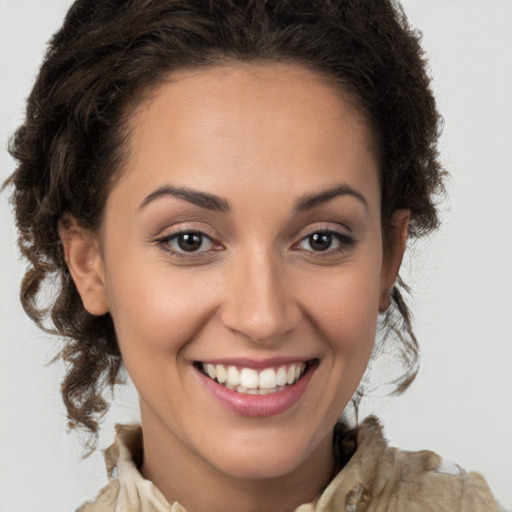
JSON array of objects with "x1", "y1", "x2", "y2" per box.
[
  {"x1": 217, "y1": 256, "x2": 302, "y2": 342},
  {"x1": 219, "y1": 299, "x2": 302, "y2": 344}
]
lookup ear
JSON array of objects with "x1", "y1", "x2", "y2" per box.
[
  {"x1": 379, "y1": 209, "x2": 411, "y2": 312},
  {"x1": 58, "y1": 217, "x2": 109, "y2": 316}
]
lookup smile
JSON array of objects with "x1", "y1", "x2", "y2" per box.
[
  {"x1": 197, "y1": 361, "x2": 312, "y2": 395},
  {"x1": 194, "y1": 358, "x2": 319, "y2": 416}
]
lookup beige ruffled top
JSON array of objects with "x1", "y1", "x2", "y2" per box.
[{"x1": 77, "y1": 417, "x2": 501, "y2": 512}]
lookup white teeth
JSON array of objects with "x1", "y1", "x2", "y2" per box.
[
  {"x1": 201, "y1": 362, "x2": 309, "y2": 394},
  {"x1": 276, "y1": 366, "x2": 287, "y2": 386},
  {"x1": 286, "y1": 366, "x2": 296, "y2": 385},
  {"x1": 216, "y1": 365, "x2": 227, "y2": 383},
  {"x1": 259, "y1": 368, "x2": 277, "y2": 389},
  {"x1": 240, "y1": 368, "x2": 259, "y2": 389},
  {"x1": 227, "y1": 366, "x2": 241, "y2": 386},
  {"x1": 206, "y1": 364, "x2": 216, "y2": 380}
]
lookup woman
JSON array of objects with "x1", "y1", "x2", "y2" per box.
[{"x1": 2, "y1": 0, "x2": 508, "y2": 511}]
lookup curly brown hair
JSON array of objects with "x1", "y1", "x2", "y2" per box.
[{"x1": 6, "y1": 0, "x2": 445, "y2": 448}]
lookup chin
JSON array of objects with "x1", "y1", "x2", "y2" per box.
[
  {"x1": 215, "y1": 448, "x2": 308, "y2": 481},
  {"x1": 200, "y1": 425, "x2": 327, "y2": 481}
]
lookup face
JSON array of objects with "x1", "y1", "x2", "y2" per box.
[{"x1": 67, "y1": 63, "x2": 407, "y2": 482}]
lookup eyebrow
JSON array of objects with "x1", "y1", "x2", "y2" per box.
[
  {"x1": 295, "y1": 184, "x2": 368, "y2": 212},
  {"x1": 139, "y1": 185, "x2": 230, "y2": 212},
  {"x1": 139, "y1": 182, "x2": 367, "y2": 213}
]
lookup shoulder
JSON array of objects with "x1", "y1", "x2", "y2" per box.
[
  {"x1": 389, "y1": 446, "x2": 499, "y2": 511},
  {"x1": 314, "y1": 416, "x2": 501, "y2": 512},
  {"x1": 75, "y1": 424, "x2": 181, "y2": 512},
  {"x1": 77, "y1": 419, "x2": 502, "y2": 512},
  {"x1": 76, "y1": 480, "x2": 120, "y2": 512}
]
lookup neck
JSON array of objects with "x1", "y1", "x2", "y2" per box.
[{"x1": 140, "y1": 412, "x2": 336, "y2": 512}]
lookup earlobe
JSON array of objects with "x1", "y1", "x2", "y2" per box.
[
  {"x1": 58, "y1": 218, "x2": 109, "y2": 316},
  {"x1": 379, "y1": 209, "x2": 411, "y2": 312}
]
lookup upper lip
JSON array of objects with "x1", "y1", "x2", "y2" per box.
[{"x1": 195, "y1": 356, "x2": 316, "y2": 369}]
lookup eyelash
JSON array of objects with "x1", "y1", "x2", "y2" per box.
[
  {"x1": 294, "y1": 231, "x2": 356, "y2": 254},
  {"x1": 154, "y1": 230, "x2": 220, "y2": 258},
  {"x1": 154, "y1": 228, "x2": 356, "y2": 258}
]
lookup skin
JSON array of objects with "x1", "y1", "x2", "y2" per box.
[{"x1": 61, "y1": 62, "x2": 409, "y2": 512}]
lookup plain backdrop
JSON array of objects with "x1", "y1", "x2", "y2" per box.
[{"x1": 1, "y1": 0, "x2": 511, "y2": 510}]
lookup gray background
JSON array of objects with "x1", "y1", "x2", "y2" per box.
[{"x1": 1, "y1": 0, "x2": 511, "y2": 510}]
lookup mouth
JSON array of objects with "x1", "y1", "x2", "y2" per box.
[{"x1": 194, "y1": 359, "x2": 318, "y2": 395}]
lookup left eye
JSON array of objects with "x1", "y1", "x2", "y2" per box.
[
  {"x1": 159, "y1": 231, "x2": 215, "y2": 253},
  {"x1": 296, "y1": 231, "x2": 349, "y2": 252}
]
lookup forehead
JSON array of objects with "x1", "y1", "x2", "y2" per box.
[
  {"x1": 111, "y1": 62, "x2": 380, "y2": 213},
  {"x1": 129, "y1": 62, "x2": 376, "y2": 154}
]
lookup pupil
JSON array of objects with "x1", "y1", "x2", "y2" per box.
[
  {"x1": 310, "y1": 232, "x2": 332, "y2": 251},
  {"x1": 178, "y1": 233, "x2": 203, "y2": 252}
]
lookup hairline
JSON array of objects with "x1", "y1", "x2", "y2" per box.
[{"x1": 97, "y1": 57, "x2": 383, "y2": 230}]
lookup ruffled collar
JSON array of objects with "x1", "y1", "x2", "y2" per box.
[
  {"x1": 93, "y1": 417, "x2": 386, "y2": 512},
  {"x1": 78, "y1": 416, "x2": 502, "y2": 512}
]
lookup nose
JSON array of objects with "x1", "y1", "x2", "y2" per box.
[{"x1": 219, "y1": 249, "x2": 302, "y2": 344}]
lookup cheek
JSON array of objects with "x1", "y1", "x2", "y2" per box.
[
  {"x1": 300, "y1": 263, "x2": 382, "y2": 357},
  {"x1": 105, "y1": 262, "x2": 219, "y2": 360}
]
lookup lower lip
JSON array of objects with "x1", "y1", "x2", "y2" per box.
[{"x1": 196, "y1": 364, "x2": 316, "y2": 417}]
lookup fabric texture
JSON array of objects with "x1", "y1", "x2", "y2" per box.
[{"x1": 76, "y1": 416, "x2": 500, "y2": 512}]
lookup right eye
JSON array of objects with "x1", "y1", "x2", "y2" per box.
[{"x1": 156, "y1": 231, "x2": 216, "y2": 254}]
